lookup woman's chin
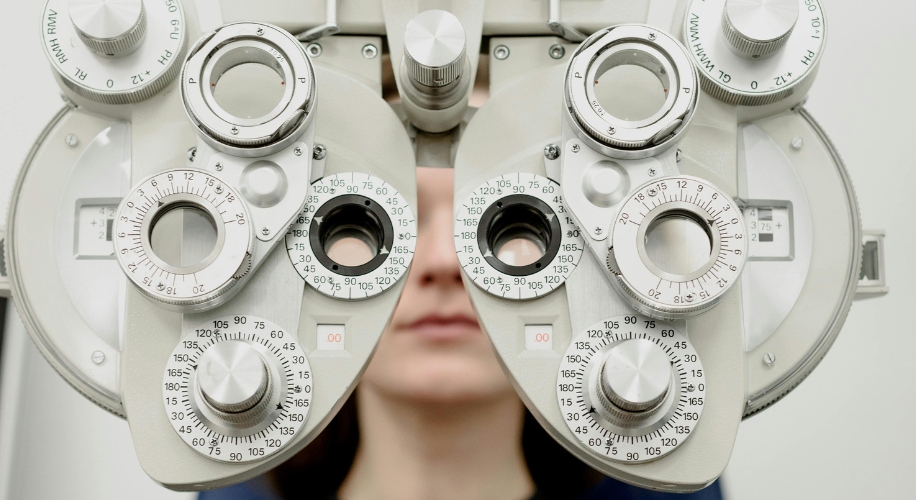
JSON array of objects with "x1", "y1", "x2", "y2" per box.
[{"x1": 364, "y1": 354, "x2": 514, "y2": 405}]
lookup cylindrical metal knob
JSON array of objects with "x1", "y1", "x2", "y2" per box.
[
  {"x1": 403, "y1": 10, "x2": 466, "y2": 88},
  {"x1": 598, "y1": 339, "x2": 671, "y2": 417},
  {"x1": 197, "y1": 340, "x2": 270, "y2": 416},
  {"x1": 721, "y1": 0, "x2": 799, "y2": 58},
  {"x1": 69, "y1": 0, "x2": 147, "y2": 58}
]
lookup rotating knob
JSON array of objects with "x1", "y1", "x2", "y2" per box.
[
  {"x1": 197, "y1": 341, "x2": 271, "y2": 418},
  {"x1": 404, "y1": 10, "x2": 466, "y2": 88},
  {"x1": 598, "y1": 339, "x2": 671, "y2": 418},
  {"x1": 721, "y1": 0, "x2": 799, "y2": 58},
  {"x1": 69, "y1": 0, "x2": 147, "y2": 58}
]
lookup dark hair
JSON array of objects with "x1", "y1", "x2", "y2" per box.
[{"x1": 267, "y1": 390, "x2": 603, "y2": 500}]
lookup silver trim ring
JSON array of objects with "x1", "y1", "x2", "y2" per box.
[
  {"x1": 114, "y1": 168, "x2": 253, "y2": 310},
  {"x1": 608, "y1": 176, "x2": 747, "y2": 320},
  {"x1": 181, "y1": 22, "x2": 315, "y2": 155},
  {"x1": 565, "y1": 24, "x2": 699, "y2": 159}
]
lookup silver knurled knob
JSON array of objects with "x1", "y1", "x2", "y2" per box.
[
  {"x1": 721, "y1": 0, "x2": 799, "y2": 58},
  {"x1": 197, "y1": 341, "x2": 271, "y2": 419},
  {"x1": 69, "y1": 0, "x2": 147, "y2": 58},
  {"x1": 598, "y1": 339, "x2": 671, "y2": 419},
  {"x1": 403, "y1": 10, "x2": 466, "y2": 88}
]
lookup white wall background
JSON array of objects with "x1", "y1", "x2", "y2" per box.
[{"x1": 0, "y1": 1, "x2": 914, "y2": 499}]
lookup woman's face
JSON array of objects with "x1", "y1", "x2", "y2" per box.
[{"x1": 359, "y1": 167, "x2": 515, "y2": 404}]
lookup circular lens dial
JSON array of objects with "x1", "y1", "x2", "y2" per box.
[
  {"x1": 684, "y1": 0, "x2": 825, "y2": 105},
  {"x1": 164, "y1": 316, "x2": 311, "y2": 463},
  {"x1": 564, "y1": 24, "x2": 698, "y2": 158},
  {"x1": 286, "y1": 173, "x2": 416, "y2": 300},
  {"x1": 181, "y1": 22, "x2": 315, "y2": 155},
  {"x1": 455, "y1": 173, "x2": 583, "y2": 300},
  {"x1": 41, "y1": 0, "x2": 187, "y2": 103},
  {"x1": 558, "y1": 316, "x2": 705, "y2": 463},
  {"x1": 607, "y1": 176, "x2": 747, "y2": 319},
  {"x1": 113, "y1": 169, "x2": 253, "y2": 310}
]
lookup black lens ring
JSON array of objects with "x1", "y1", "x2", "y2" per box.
[
  {"x1": 477, "y1": 194, "x2": 562, "y2": 277},
  {"x1": 309, "y1": 194, "x2": 394, "y2": 277}
]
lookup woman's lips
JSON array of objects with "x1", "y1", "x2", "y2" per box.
[{"x1": 402, "y1": 315, "x2": 481, "y2": 341}]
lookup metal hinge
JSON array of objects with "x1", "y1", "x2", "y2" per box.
[
  {"x1": 296, "y1": 0, "x2": 340, "y2": 42},
  {"x1": 856, "y1": 230, "x2": 888, "y2": 299},
  {"x1": 548, "y1": 0, "x2": 586, "y2": 42}
]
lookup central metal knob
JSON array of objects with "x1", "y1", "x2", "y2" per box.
[
  {"x1": 403, "y1": 10, "x2": 466, "y2": 88},
  {"x1": 197, "y1": 340, "x2": 270, "y2": 416},
  {"x1": 721, "y1": 0, "x2": 799, "y2": 58},
  {"x1": 598, "y1": 339, "x2": 671, "y2": 417},
  {"x1": 69, "y1": 0, "x2": 147, "y2": 57}
]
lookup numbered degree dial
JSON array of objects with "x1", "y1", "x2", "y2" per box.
[
  {"x1": 557, "y1": 316, "x2": 706, "y2": 463},
  {"x1": 286, "y1": 173, "x2": 417, "y2": 300},
  {"x1": 455, "y1": 173, "x2": 584, "y2": 300},
  {"x1": 113, "y1": 169, "x2": 253, "y2": 311},
  {"x1": 41, "y1": 0, "x2": 187, "y2": 104},
  {"x1": 164, "y1": 316, "x2": 312, "y2": 463},
  {"x1": 607, "y1": 176, "x2": 747, "y2": 320}
]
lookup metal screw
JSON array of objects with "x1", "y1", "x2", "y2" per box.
[
  {"x1": 548, "y1": 44, "x2": 565, "y2": 59},
  {"x1": 595, "y1": 227, "x2": 603, "y2": 235},
  {"x1": 544, "y1": 144, "x2": 560, "y2": 160},
  {"x1": 687, "y1": 384, "x2": 695, "y2": 392},
  {"x1": 294, "y1": 147, "x2": 303, "y2": 156},
  {"x1": 571, "y1": 144, "x2": 580, "y2": 153},
  {"x1": 215, "y1": 185, "x2": 223, "y2": 194},
  {"x1": 648, "y1": 33, "x2": 657, "y2": 41},
  {"x1": 306, "y1": 43, "x2": 322, "y2": 57},
  {"x1": 607, "y1": 126, "x2": 616, "y2": 135},
  {"x1": 676, "y1": 148, "x2": 682, "y2": 162},
  {"x1": 790, "y1": 136, "x2": 804, "y2": 150},
  {"x1": 313, "y1": 144, "x2": 327, "y2": 160},
  {"x1": 648, "y1": 168, "x2": 657, "y2": 177},
  {"x1": 91, "y1": 351, "x2": 105, "y2": 365},
  {"x1": 65, "y1": 134, "x2": 79, "y2": 147},
  {"x1": 493, "y1": 45, "x2": 510, "y2": 60},
  {"x1": 210, "y1": 438, "x2": 219, "y2": 446},
  {"x1": 362, "y1": 44, "x2": 378, "y2": 59},
  {"x1": 685, "y1": 292, "x2": 696, "y2": 302},
  {"x1": 763, "y1": 352, "x2": 777, "y2": 366},
  {"x1": 157, "y1": 283, "x2": 165, "y2": 291},
  {"x1": 230, "y1": 126, "x2": 239, "y2": 135},
  {"x1": 648, "y1": 187, "x2": 658, "y2": 196},
  {"x1": 214, "y1": 162, "x2": 223, "y2": 171},
  {"x1": 256, "y1": 27, "x2": 264, "y2": 35},
  {"x1": 261, "y1": 227, "x2": 270, "y2": 236}
]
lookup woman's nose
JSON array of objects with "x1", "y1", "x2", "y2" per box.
[{"x1": 415, "y1": 206, "x2": 463, "y2": 287}]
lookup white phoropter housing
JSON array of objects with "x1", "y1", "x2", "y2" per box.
[
  {"x1": 6, "y1": 0, "x2": 885, "y2": 494},
  {"x1": 114, "y1": 22, "x2": 317, "y2": 312},
  {"x1": 40, "y1": 0, "x2": 187, "y2": 104}
]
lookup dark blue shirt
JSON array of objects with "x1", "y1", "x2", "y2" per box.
[{"x1": 199, "y1": 474, "x2": 724, "y2": 500}]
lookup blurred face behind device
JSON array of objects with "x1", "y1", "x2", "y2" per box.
[{"x1": 359, "y1": 166, "x2": 517, "y2": 404}]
